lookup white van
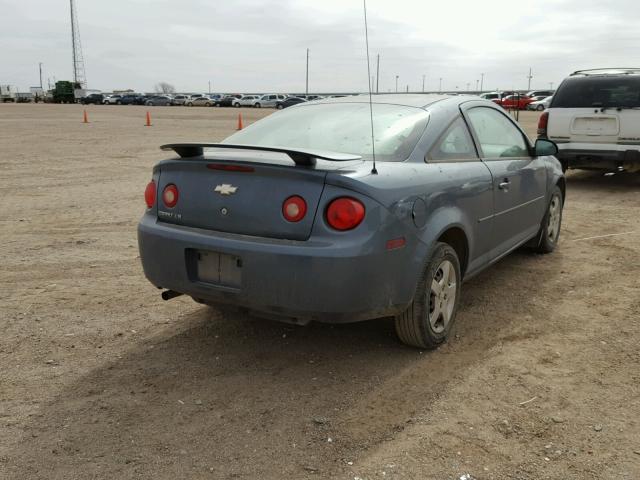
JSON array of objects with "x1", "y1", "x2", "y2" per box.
[{"x1": 539, "y1": 68, "x2": 640, "y2": 172}]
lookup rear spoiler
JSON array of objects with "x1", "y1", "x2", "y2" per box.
[{"x1": 159, "y1": 143, "x2": 361, "y2": 167}]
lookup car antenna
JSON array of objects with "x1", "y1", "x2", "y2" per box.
[{"x1": 363, "y1": 0, "x2": 378, "y2": 175}]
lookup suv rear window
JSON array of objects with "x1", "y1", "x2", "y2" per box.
[{"x1": 552, "y1": 76, "x2": 640, "y2": 108}]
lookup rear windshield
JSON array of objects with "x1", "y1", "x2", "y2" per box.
[
  {"x1": 552, "y1": 76, "x2": 640, "y2": 108},
  {"x1": 223, "y1": 102, "x2": 429, "y2": 162}
]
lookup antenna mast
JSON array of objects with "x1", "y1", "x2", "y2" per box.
[
  {"x1": 70, "y1": 0, "x2": 87, "y2": 87},
  {"x1": 363, "y1": 0, "x2": 377, "y2": 175}
]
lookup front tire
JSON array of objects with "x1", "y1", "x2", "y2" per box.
[
  {"x1": 533, "y1": 186, "x2": 563, "y2": 253},
  {"x1": 395, "y1": 242, "x2": 461, "y2": 349},
  {"x1": 255, "y1": 103, "x2": 261, "y2": 108},
  {"x1": 276, "y1": 104, "x2": 284, "y2": 110},
  {"x1": 536, "y1": 104, "x2": 545, "y2": 111}
]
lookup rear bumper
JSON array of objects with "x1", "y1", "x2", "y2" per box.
[
  {"x1": 137, "y1": 215, "x2": 420, "y2": 324},
  {"x1": 555, "y1": 143, "x2": 640, "y2": 170}
]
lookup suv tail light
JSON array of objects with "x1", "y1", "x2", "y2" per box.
[
  {"x1": 537, "y1": 111, "x2": 549, "y2": 137},
  {"x1": 162, "y1": 184, "x2": 179, "y2": 208},
  {"x1": 144, "y1": 180, "x2": 156, "y2": 208},
  {"x1": 326, "y1": 197, "x2": 365, "y2": 231},
  {"x1": 282, "y1": 196, "x2": 307, "y2": 222}
]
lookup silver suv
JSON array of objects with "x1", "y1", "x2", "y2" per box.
[
  {"x1": 255, "y1": 94, "x2": 287, "y2": 108},
  {"x1": 539, "y1": 68, "x2": 640, "y2": 172}
]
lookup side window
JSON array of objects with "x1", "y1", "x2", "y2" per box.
[
  {"x1": 466, "y1": 107, "x2": 530, "y2": 158},
  {"x1": 427, "y1": 117, "x2": 478, "y2": 161}
]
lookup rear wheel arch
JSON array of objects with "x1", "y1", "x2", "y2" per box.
[
  {"x1": 437, "y1": 227, "x2": 469, "y2": 279},
  {"x1": 556, "y1": 177, "x2": 566, "y2": 200}
]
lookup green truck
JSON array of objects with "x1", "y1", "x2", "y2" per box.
[{"x1": 51, "y1": 81, "x2": 81, "y2": 103}]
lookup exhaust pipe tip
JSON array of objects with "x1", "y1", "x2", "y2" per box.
[{"x1": 161, "y1": 290, "x2": 183, "y2": 301}]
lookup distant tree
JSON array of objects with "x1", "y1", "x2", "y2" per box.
[{"x1": 155, "y1": 82, "x2": 176, "y2": 94}]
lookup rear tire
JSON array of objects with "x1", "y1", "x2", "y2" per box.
[
  {"x1": 255, "y1": 103, "x2": 261, "y2": 108},
  {"x1": 536, "y1": 104, "x2": 544, "y2": 111},
  {"x1": 533, "y1": 186, "x2": 563, "y2": 253},
  {"x1": 395, "y1": 242, "x2": 461, "y2": 349},
  {"x1": 276, "y1": 104, "x2": 284, "y2": 110}
]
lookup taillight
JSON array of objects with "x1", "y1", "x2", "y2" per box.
[
  {"x1": 162, "y1": 184, "x2": 179, "y2": 208},
  {"x1": 282, "y1": 195, "x2": 307, "y2": 222},
  {"x1": 326, "y1": 197, "x2": 365, "y2": 231},
  {"x1": 537, "y1": 111, "x2": 549, "y2": 136},
  {"x1": 144, "y1": 180, "x2": 156, "y2": 208}
]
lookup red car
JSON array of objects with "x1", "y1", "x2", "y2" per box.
[{"x1": 500, "y1": 94, "x2": 533, "y2": 110}]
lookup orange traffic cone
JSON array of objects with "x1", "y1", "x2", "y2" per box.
[
  {"x1": 83, "y1": 110, "x2": 89, "y2": 123},
  {"x1": 237, "y1": 113, "x2": 244, "y2": 130},
  {"x1": 145, "y1": 111, "x2": 152, "y2": 127}
]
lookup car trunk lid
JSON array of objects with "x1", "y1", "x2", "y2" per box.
[{"x1": 155, "y1": 146, "x2": 362, "y2": 241}]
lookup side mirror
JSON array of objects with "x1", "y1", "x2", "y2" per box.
[{"x1": 534, "y1": 138, "x2": 558, "y2": 156}]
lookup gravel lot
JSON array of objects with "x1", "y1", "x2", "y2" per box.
[{"x1": 1, "y1": 103, "x2": 639, "y2": 480}]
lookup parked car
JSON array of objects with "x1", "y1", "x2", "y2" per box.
[
  {"x1": 527, "y1": 95, "x2": 553, "y2": 111},
  {"x1": 500, "y1": 94, "x2": 534, "y2": 110},
  {"x1": 138, "y1": 94, "x2": 564, "y2": 349},
  {"x1": 80, "y1": 93, "x2": 104, "y2": 105},
  {"x1": 233, "y1": 95, "x2": 260, "y2": 107},
  {"x1": 103, "y1": 94, "x2": 124, "y2": 105},
  {"x1": 479, "y1": 91, "x2": 515, "y2": 105},
  {"x1": 526, "y1": 90, "x2": 554, "y2": 98},
  {"x1": 172, "y1": 94, "x2": 191, "y2": 106},
  {"x1": 275, "y1": 97, "x2": 306, "y2": 109},
  {"x1": 120, "y1": 94, "x2": 146, "y2": 105},
  {"x1": 539, "y1": 68, "x2": 640, "y2": 172},
  {"x1": 218, "y1": 94, "x2": 243, "y2": 107},
  {"x1": 145, "y1": 95, "x2": 173, "y2": 106},
  {"x1": 186, "y1": 95, "x2": 217, "y2": 107},
  {"x1": 254, "y1": 94, "x2": 287, "y2": 108}
]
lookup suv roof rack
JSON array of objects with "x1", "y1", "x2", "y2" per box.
[{"x1": 571, "y1": 68, "x2": 640, "y2": 76}]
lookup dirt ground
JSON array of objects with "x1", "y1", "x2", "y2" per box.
[{"x1": 1, "y1": 104, "x2": 639, "y2": 480}]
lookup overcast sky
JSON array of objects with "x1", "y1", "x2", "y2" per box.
[{"x1": 2, "y1": 0, "x2": 639, "y2": 93}]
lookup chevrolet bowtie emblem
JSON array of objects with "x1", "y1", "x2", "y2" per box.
[{"x1": 214, "y1": 184, "x2": 238, "y2": 195}]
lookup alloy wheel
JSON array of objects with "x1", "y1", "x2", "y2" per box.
[
  {"x1": 427, "y1": 260, "x2": 457, "y2": 334},
  {"x1": 547, "y1": 195, "x2": 561, "y2": 242}
]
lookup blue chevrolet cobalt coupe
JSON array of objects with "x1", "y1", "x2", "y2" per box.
[{"x1": 138, "y1": 94, "x2": 564, "y2": 348}]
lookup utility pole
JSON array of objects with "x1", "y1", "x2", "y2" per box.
[
  {"x1": 439, "y1": 77, "x2": 442, "y2": 93},
  {"x1": 406, "y1": 84, "x2": 409, "y2": 93},
  {"x1": 527, "y1": 67, "x2": 533, "y2": 90},
  {"x1": 305, "y1": 48, "x2": 309, "y2": 95},
  {"x1": 549, "y1": 82, "x2": 554, "y2": 89},
  {"x1": 395, "y1": 75, "x2": 399, "y2": 92},
  {"x1": 475, "y1": 79, "x2": 479, "y2": 91},
  {"x1": 208, "y1": 80, "x2": 211, "y2": 94},
  {"x1": 38, "y1": 62, "x2": 43, "y2": 89},
  {"x1": 466, "y1": 82, "x2": 470, "y2": 91},
  {"x1": 375, "y1": 54, "x2": 380, "y2": 93},
  {"x1": 422, "y1": 74, "x2": 425, "y2": 92},
  {"x1": 480, "y1": 73, "x2": 485, "y2": 92}
]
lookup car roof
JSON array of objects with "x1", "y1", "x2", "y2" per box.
[
  {"x1": 312, "y1": 93, "x2": 454, "y2": 108},
  {"x1": 571, "y1": 68, "x2": 640, "y2": 77}
]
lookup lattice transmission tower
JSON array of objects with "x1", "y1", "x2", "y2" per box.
[{"x1": 70, "y1": 0, "x2": 87, "y2": 87}]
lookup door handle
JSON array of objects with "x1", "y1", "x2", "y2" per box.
[{"x1": 498, "y1": 179, "x2": 510, "y2": 190}]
